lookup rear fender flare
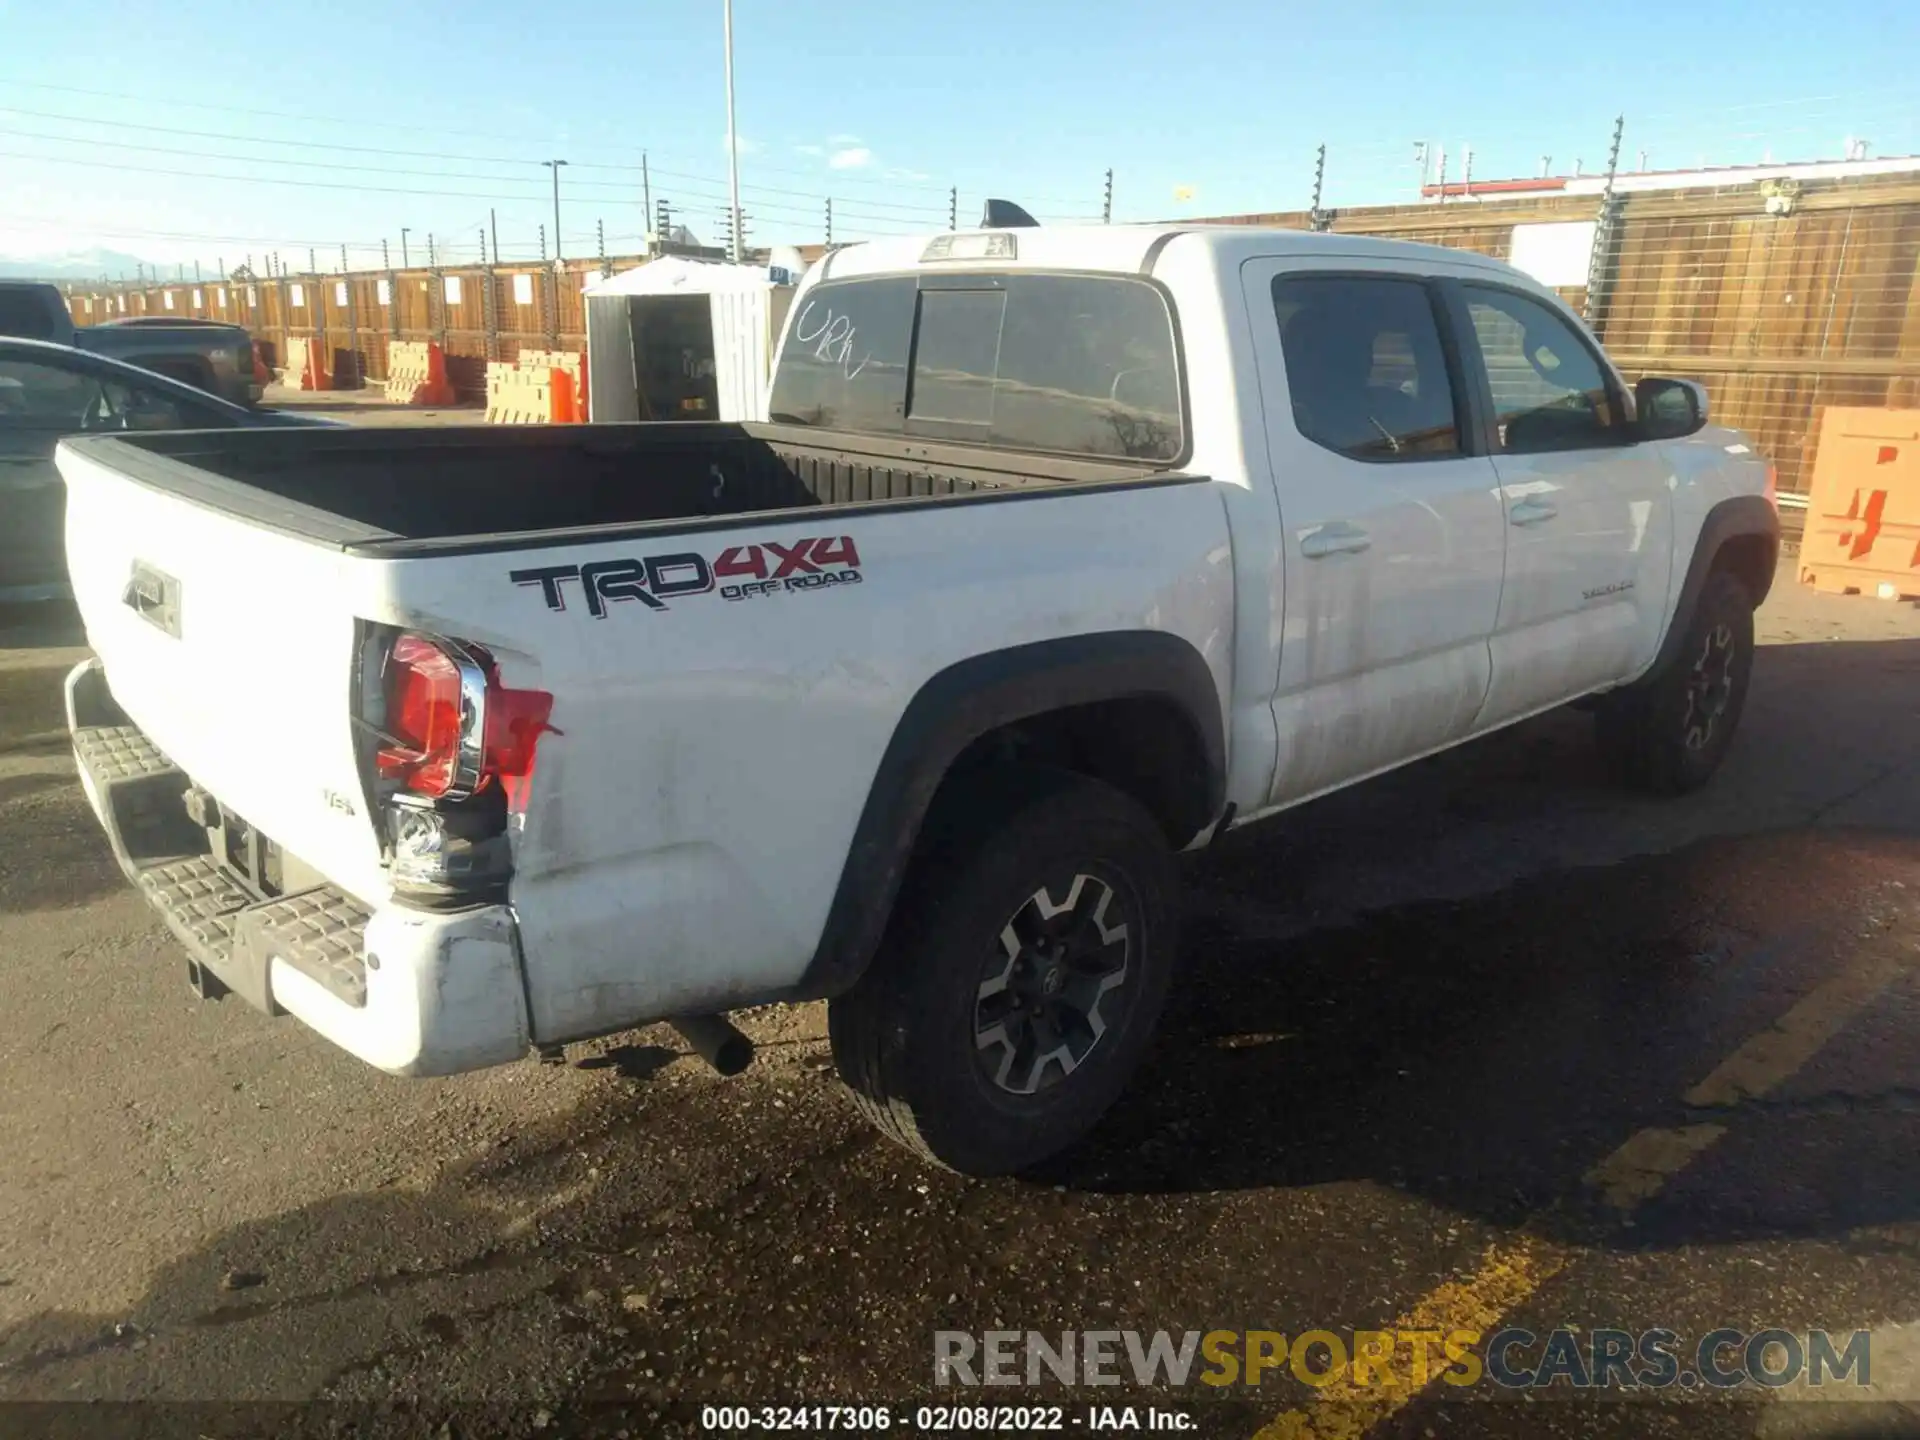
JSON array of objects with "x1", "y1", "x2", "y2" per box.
[{"x1": 795, "y1": 631, "x2": 1226, "y2": 999}]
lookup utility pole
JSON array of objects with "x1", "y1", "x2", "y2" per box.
[
  {"x1": 642, "y1": 152, "x2": 653, "y2": 238},
  {"x1": 723, "y1": 0, "x2": 743, "y2": 263},
  {"x1": 825, "y1": 197, "x2": 833, "y2": 246},
  {"x1": 949, "y1": 186, "x2": 958, "y2": 230},
  {"x1": 1310, "y1": 144, "x2": 1327, "y2": 228},
  {"x1": 1102, "y1": 168, "x2": 1114, "y2": 223},
  {"x1": 194, "y1": 260, "x2": 201, "y2": 283},
  {"x1": 490, "y1": 209, "x2": 499, "y2": 267},
  {"x1": 1413, "y1": 140, "x2": 1430, "y2": 199},
  {"x1": 598, "y1": 218, "x2": 610, "y2": 278},
  {"x1": 1462, "y1": 145, "x2": 1474, "y2": 199},
  {"x1": 655, "y1": 200, "x2": 671, "y2": 255},
  {"x1": 382, "y1": 238, "x2": 398, "y2": 339},
  {"x1": 341, "y1": 241, "x2": 359, "y2": 387},
  {"x1": 308, "y1": 247, "x2": 317, "y2": 274},
  {"x1": 482, "y1": 226, "x2": 498, "y2": 361},
  {"x1": 543, "y1": 159, "x2": 569, "y2": 261},
  {"x1": 1434, "y1": 146, "x2": 1448, "y2": 205},
  {"x1": 400, "y1": 228, "x2": 411, "y2": 268},
  {"x1": 428, "y1": 233, "x2": 447, "y2": 353}
]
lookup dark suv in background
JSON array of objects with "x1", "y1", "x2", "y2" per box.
[
  {"x1": 0, "y1": 337, "x2": 331, "y2": 602},
  {"x1": 0, "y1": 281, "x2": 259, "y2": 407}
]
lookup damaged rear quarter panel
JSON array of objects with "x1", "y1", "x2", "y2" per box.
[{"x1": 379, "y1": 482, "x2": 1235, "y2": 1043}]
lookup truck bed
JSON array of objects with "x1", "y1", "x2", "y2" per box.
[{"x1": 66, "y1": 422, "x2": 1181, "y2": 557}]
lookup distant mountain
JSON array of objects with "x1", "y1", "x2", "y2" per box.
[{"x1": 0, "y1": 248, "x2": 158, "y2": 282}]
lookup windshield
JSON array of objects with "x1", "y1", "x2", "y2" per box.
[{"x1": 770, "y1": 272, "x2": 1185, "y2": 463}]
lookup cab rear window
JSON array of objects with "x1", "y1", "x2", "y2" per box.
[{"x1": 770, "y1": 273, "x2": 1184, "y2": 463}]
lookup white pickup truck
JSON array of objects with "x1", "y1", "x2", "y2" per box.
[{"x1": 57, "y1": 223, "x2": 1778, "y2": 1175}]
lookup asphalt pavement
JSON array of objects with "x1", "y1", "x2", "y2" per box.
[{"x1": 3, "y1": 563, "x2": 1919, "y2": 1440}]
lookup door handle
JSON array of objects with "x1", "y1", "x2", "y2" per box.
[
  {"x1": 1299, "y1": 522, "x2": 1372, "y2": 559},
  {"x1": 1509, "y1": 498, "x2": 1559, "y2": 526}
]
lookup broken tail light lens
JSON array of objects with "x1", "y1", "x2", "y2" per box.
[{"x1": 376, "y1": 633, "x2": 553, "y2": 803}]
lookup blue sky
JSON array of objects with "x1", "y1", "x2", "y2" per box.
[{"x1": 2, "y1": 0, "x2": 1917, "y2": 272}]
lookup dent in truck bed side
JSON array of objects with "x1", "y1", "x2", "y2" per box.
[{"x1": 790, "y1": 630, "x2": 1227, "y2": 1001}]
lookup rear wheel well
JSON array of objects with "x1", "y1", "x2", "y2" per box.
[
  {"x1": 933, "y1": 697, "x2": 1217, "y2": 850},
  {"x1": 1713, "y1": 531, "x2": 1776, "y2": 607}
]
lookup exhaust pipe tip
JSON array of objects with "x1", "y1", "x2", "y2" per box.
[{"x1": 671, "y1": 1014, "x2": 754, "y2": 1076}]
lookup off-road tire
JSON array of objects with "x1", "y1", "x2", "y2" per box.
[
  {"x1": 828, "y1": 767, "x2": 1179, "y2": 1176},
  {"x1": 1596, "y1": 569, "x2": 1756, "y2": 795}
]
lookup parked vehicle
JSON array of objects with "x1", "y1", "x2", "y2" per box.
[
  {"x1": 0, "y1": 338, "x2": 333, "y2": 601},
  {"x1": 0, "y1": 281, "x2": 260, "y2": 407},
  {"x1": 55, "y1": 224, "x2": 1778, "y2": 1175}
]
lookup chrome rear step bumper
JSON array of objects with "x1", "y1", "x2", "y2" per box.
[
  {"x1": 70, "y1": 707, "x2": 371, "y2": 1013},
  {"x1": 66, "y1": 658, "x2": 531, "y2": 1076}
]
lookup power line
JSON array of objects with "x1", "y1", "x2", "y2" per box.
[
  {"x1": 0, "y1": 109, "x2": 957, "y2": 222},
  {"x1": 0, "y1": 79, "x2": 966, "y2": 196}
]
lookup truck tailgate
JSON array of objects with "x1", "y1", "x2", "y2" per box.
[{"x1": 59, "y1": 441, "x2": 387, "y2": 905}]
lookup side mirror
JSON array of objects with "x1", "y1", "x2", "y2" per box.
[{"x1": 1635, "y1": 376, "x2": 1708, "y2": 441}]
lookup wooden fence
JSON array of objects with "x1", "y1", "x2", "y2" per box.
[
  {"x1": 62, "y1": 173, "x2": 1920, "y2": 503},
  {"x1": 65, "y1": 257, "x2": 618, "y2": 403}
]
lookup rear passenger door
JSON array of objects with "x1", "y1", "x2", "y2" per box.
[
  {"x1": 1241, "y1": 263, "x2": 1507, "y2": 804},
  {"x1": 1446, "y1": 282, "x2": 1674, "y2": 726}
]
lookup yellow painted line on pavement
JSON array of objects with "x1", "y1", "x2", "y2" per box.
[
  {"x1": 1583, "y1": 1123, "x2": 1729, "y2": 1210},
  {"x1": 1253, "y1": 930, "x2": 1913, "y2": 1440},
  {"x1": 1684, "y1": 945, "x2": 1911, "y2": 1108},
  {"x1": 1250, "y1": 1233, "x2": 1574, "y2": 1440}
]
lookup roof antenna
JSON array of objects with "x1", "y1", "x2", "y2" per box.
[{"x1": 980, "y1": 199, "x2": 1040, "y2": 229}]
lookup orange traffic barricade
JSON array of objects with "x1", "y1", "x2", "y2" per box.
[
  {"x1": 283, "y1": 336, "x2": 330, "y2": 392},
  {"x1": 1798, "y1": 407, "x2": 1920, "y2": 600},
  {"x1": 384, "y1": 341, "x2": 456, "y2": 407}
]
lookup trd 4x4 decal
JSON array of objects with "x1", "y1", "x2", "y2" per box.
[{"x1": 511, "y1": 535, "x2": 863, "y2": 618}]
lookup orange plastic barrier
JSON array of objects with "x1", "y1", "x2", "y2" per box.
[
  {"x1": 517, "y1": 349, "x2": 586, "y2": 423},
  {"x1": 1798, "y1": 407, "x2": 1920, "y2": 600},
  {"x1": 484, "y1": 362, "x2": 560, "y2": 424},
  {"x1": 481, "y1": 350, "x2": 584, "y2": 424},
  {"x1": 283, "y1": 336, "x2": 330, "y2": 392},
  {"x1": 384, "y1": 341, "x2": 456, "y2": 407},
  {"x1": 549, "y1": 366, "x2": 578, "y2": 423}
]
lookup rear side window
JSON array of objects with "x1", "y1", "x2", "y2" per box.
[
  {"x1": 0, "y1": 289, "x2": 61, "y2": 341},
  {"x1": 1271, "y1": 275, "x2": 1462, "y2": 461},
  {"x1": 770, "y1": 273, "x2": 1184, "y2": 462},
  {"x1": 767, "y1": 276, "x2": 917, "y2": 434}
]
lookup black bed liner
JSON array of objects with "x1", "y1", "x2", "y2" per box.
[{"x1": 61, "y1": 422, "x2": 1203, "y2": 558}]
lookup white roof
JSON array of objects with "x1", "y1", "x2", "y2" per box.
[
  {"x1": 584, "y1": 255, "x2": 796, "y2": 297},
  {"x1": 818, "y1": 223, "x2": 1524, "y2": 283}
]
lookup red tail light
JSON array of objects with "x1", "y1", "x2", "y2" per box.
[{"x1": 376, "y1": 633, "x2": 554, "y2": 803}]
